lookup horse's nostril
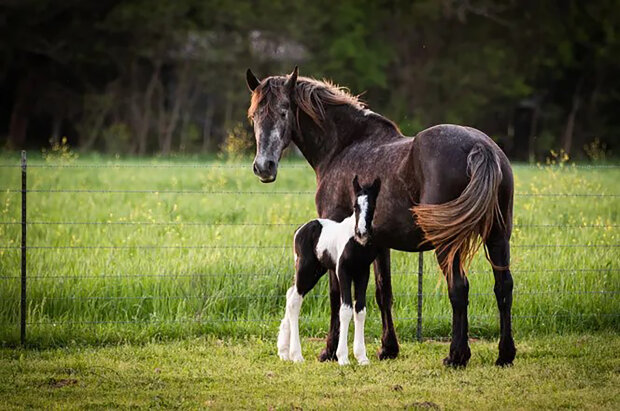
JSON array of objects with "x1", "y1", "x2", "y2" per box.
[
  {"x1": 253, "y1": 162, "x2": 260, "y2": 176},
  {"x1": 266, "y1": 160, "x2": 276, "y2": 174}
]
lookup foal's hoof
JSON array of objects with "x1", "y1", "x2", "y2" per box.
[
  {"x1": 318, "y1": 348, "x2": 338, "y2": 362},
  {"x1": 377, "y1": 345, "x2": 399, "y2": 360},
  {"x1": 290, "y1": 354, "x2": 304, "y2": 363}
]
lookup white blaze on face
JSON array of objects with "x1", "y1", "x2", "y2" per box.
[{"x1": 356, "y1": 195, "x2": 369, "y2": 237}]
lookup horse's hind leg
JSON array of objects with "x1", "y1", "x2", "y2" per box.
[
  {"x1": 486, "y1": 234, "x2": 516, "y2": 366},
  {"x1": 374, "y1": 248, "x2": 399, "y2": 360},
  {"x1": 318, "y1": 269, "x2": 340, "y2": 362},
  {"x1": 440, "y1": 252, "x2": 472, "y2": 367},
  {"x1": 281, "y1": 254, "x2": 325, "y2": 362}
]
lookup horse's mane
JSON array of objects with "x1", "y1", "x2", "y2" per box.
[{"x1": 249, "y1": 75, "x2": 397, "y2": 132}]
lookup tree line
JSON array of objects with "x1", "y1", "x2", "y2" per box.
[{"x1": 1, "y1": 0, "x2": 618, "y2": 160}]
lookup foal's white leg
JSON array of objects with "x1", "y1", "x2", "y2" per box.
[
  {"x1": 336, "y1": 304, "x2": 353, "y2": 365},
  {"x1": 277, "y1": 287, "x2": 293, "y2": 360},
  {"x1": 353, "y1": 308, "x2": 369, "y2": 365},
  {"x1": 287, "y1": 288, "x2": 305, "y2": 362}
]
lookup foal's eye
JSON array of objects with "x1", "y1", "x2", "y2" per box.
[{"x1": 280, "y1": 111, "x2": 287, "y2": 119}]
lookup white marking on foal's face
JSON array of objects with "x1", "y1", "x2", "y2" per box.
[{"x1": 355, "y1": 195, "x2": 369, "y2": 244}]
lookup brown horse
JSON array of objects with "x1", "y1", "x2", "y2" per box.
[{"x1": 246, "y1": 67, "x2": 516, "y2": 367}]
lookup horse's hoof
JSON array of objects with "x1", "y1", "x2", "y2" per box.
[
  {"x1": 443, "y1": 356, "x2": 469, "y2": 368},
  {"x1": 278, "y1": 353, "x2": 290, "y2": 361},
  {"x1": 290, "y1": 355, "x2": 304, "y2": 363},
  {"x1": 495, "y1": 357, "x2": 514, "y2": 367},
  {"x1": 318, "y1": 348, "x2": 338, "y2": 362},
  {"x1": 338, "y1": 358, "x2": 350, "y2": 366},
  {"x1": 377, "y1": 345, "x2": 399, "y2": 360},
  {"x1": 357, "y1": 357, "x2": 370, "y2": 366},
  {"x1": 319, "y1": 348, "x2": 338, "y2": 362},
  {"x1": 497, "y1": 343, "x2": 516, "y2": 366}
]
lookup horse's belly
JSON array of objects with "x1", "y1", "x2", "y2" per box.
[{"x1": 372, "y1": 208, "x2": 428, "y2": 252}]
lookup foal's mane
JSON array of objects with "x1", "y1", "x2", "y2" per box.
[{"x1": 249, "y1": 75, "x2": 397, "y2": 132}]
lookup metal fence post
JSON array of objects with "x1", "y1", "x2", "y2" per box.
[
  {"x1": 416, "y1": 251, "x2": 423, "y2": 342},
  {"x1": 20, "y1": 150, "x2": 27, "y2": 346}
]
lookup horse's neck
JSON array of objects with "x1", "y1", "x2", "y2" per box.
[{"x1": 293, "y1": 105, "x2": 400, "y2": 176}]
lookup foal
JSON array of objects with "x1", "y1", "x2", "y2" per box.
[{"x1": 278, "y1": 176, "x2": 381, "y2": 365}]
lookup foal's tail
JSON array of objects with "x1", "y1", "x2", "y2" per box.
[{"x1": 412, "y1": 142, "x2": 504, "y2": 282}]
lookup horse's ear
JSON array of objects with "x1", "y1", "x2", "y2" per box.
[
  {"x1": 371, "y1": 177, "x2": 381, "y2": 194},
  {"x1": 246, "y1": 68, "x2": 261, "y2": 92},
  {"x1": 352, "y1": 175, "x2": 361, "y2": 193},
  {"x1": 284, "y1": 66, "x2": 298, "y2": 95}
]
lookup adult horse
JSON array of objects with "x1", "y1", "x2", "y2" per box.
[{"x1": 246, "y1": 67, "x2": 516, "y2": 367}]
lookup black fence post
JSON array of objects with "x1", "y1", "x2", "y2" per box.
[
  {"x1": 416, "y1": 251, "x2": 423, "y2": 342},
  {"x1": 20, "y1": 150, "x2": 27, "y2": 346}
]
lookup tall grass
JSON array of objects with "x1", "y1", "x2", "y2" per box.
[{"x1": 0, "y1": 153, "x2": 618, "y2": 346}]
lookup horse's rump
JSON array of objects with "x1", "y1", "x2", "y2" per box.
[{"x1": 412, "y1": 142, "x2": 504, "y2": 281}]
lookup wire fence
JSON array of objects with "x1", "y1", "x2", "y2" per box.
[{"x1": 0, "y1": 152, "x2": 618, "y2": 345}]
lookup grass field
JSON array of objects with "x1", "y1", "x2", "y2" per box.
[
  {"x1": 1, "y1": 334, "x2": 619, "y2": 409},
  {"x1": 0, "y1": 152, "x2": 618, "y2": 347}
]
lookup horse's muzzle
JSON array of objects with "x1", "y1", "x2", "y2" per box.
[{"x1": 253, "y1": 159, "x2": 277, "y2": 183}]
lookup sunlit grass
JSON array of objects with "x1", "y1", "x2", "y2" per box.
[{"x1": 0, "y1": 154, "x2": 618, "y2": 346}]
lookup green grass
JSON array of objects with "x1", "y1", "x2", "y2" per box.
[
  {"x1": 1, "y1": 334, "x2": 619, "y2": 409},
  {"x1": 0, "y1": 153, "x2": 618, "y2": 346}
]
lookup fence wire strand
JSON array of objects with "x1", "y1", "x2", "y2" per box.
[
  {"x1": 25, "y1": 312, "x2": 620, "y2": 327},
  {"x1": 2, "y1": 187, "x2": 619, "y2": 197},
  {"x1": 1, "y1": 268, "x2": 618, "y2": 280},
  {"x1": 2, "y1": 159, "x2": 618, "y2": 339}
]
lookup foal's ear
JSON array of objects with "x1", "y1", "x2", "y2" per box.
[
  {"x1": 246, "y1": 68, "x2": 261, "y2": 92},
  {"x1": 352, "y1": 175, "x2": 362, "y2": 193},
  {"x1": 284, "y1": 66, "x2": 298, "y2": 95},
  {"x1": 371, "y1": 177, "x2": 381, "y2": 194}
]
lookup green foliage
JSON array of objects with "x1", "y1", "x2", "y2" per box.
[
  {"x1": 2, "y1": 1, "x2": 619, "y2": 159},
  {"x1": 219, "y1": 122, "x2": 255, "y2": 160}
]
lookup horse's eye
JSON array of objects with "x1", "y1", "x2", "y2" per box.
[{"x1": 280, "y1": 111, "x2": 287, "y2": 119}]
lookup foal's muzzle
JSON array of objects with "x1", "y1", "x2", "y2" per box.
[{"x1": 253, "y1": 158, "x2": 278, "y2": 183}]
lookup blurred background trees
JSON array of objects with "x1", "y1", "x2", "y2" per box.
[{"x1": 0, "y1": 0, "x2": 618, "y2": 160}]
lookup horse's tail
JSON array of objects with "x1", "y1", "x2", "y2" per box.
[{"x1": 412, "y1": 142, "x2": 504, "y2": 283}]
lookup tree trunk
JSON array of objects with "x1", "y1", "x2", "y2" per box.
[
  {"x1": 202, "y1": 101, "x2": 215, "y2": 152},
  {"x1": 161, "y1": 61, "x2": 191, "y2": 155},
  {"x1": 8, "y1": 72, "x2": 38, "y2": 148},
  {"x1": 527, "y1": 104, "x2": 539, "y2": 163},
  {"x1": 136, "y1": 61, "x2": 161, "y2": 155},
  {"x1": 562, "y1": 79, "x2": 584, "y2": 156}
]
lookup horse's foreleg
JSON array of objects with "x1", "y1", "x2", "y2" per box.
[
  {"x1": 353, "y1": 266, "x2": 370, "y2": 365},
  {"x1": 487, "y1": 237, "x2": 516, "y2": 366},
  {"x1": 374, "y1": 248, "x2": 399, "y2": 360},
  {"x1": 286, "y1": 287, "x2": 304, "y2": 362},
  {"x1": 442, "y1": 253, "x2": 471, "y2": 367},
  {"x1": 336, "y1": 264, "x2": 353, "y2": 366},
  {"x1": 318, "y1": 269, "x2": 340, "y2": 362},
  {"x1": 285, "y1": 256, "x2": 325, "y2": 363},
  {"x1": 277, "y1": 287, "x2": 293, "y2": 360}
]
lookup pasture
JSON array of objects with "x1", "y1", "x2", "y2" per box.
[
  {"x1": 0, "y1": 154, "x2": 617, "y2": 346},
  {"x1": 1, "y1": 335, "x2": 619, "y2": 409}
]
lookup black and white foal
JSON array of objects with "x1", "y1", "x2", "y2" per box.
[{"x1": 278, "y1": 176, "x2": 381, "y2": 365}]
